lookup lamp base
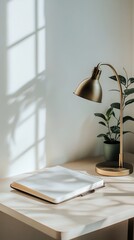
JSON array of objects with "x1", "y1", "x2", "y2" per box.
[{"x1": 96, "y1": 161, "x2": 133, "y2": 176}]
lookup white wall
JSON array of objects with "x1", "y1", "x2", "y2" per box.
[
  {"x1": 0, "y1": 0, "x2": 46, "y2": 177},
  {"x1": 45, "y1": 0, "x2": 134, "y2": 166}
]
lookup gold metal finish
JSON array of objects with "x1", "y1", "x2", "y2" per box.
[
  {"x1": 74, "y1": 62, "x2": 133, "y2": 176},
  {"x1": 96, "y1": 161, "x2": 133, "y2": 176},
  {"x1": 74, "y1": 67, "x2": 102, "y2": 102}
]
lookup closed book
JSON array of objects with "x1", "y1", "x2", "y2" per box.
[{"x1": 10, "y1": 166, "x2": 104, "y2": 204}]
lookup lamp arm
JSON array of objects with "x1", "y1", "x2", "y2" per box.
[{"x1": 98, "y1": 63, "x2": 123, "y2": 168}]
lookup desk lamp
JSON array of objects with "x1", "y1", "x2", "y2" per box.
[{"x1": 74, "y1": 63, "x2": 133, "y2": 176}]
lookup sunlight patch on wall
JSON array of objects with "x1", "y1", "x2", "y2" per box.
[
  {"x1": 38, "y1": 0, "x2": 45, "y2": 28},
  {"x1": 7, "y1": 36, "x2": 35, "y2": 94},
  {"x1": 1, "y1": 0, "x2": 47, "y2": 177},
  {"x1": 38, "y1": 29, "x2": 46, "y2": 74},
  {"x1": 7, "y1": 0, "x2": 35, "y2": 46}
]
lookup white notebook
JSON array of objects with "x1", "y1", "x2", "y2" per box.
[{"x1": 10, "y1": 166, "x2": 104, "y2": 204}]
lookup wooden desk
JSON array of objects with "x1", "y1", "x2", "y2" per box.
[{"x1": 0, "y1": 153, "x2": 134, "y2": 240}]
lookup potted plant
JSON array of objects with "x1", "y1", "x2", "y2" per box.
[{"x1": 94, "y1": 71, "x2": 134, "y2": 161}]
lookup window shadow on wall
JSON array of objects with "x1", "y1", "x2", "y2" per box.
[{"x1": 0, "y1": 0, "x2": 46, "y2": 177}]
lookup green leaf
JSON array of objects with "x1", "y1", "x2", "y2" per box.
[
  {"x1": 99, "y1": 121, "x2": 106, "y2": 126},
  {"x1": 125, "y1": 98, "x2": 134, "y2": 106},
  {"x1": 109, "y1": 75, "x2": 117, "y2": 81},
  {"x1": 128, "y1": 78, "x2": 134, "y2": 84},
  {"x1": 111, "y1": 102, "x2": 120, "y2": 109},
  {"x1": 94, "y1": 113, "x2": 106, "y2": 121},
  {"x1": 104, "y1": 136, "x2": 111, "y2": 141},
  {"x1": 123, "y1": 116, "x2": 134, "y2": 123},
  {"x1": 124, "y1": 88, "x2": 134, "y2": 96},
  {"x1": 97, "y1": 134, "x2": 110, "y2": 141},
  {"x1": 97, "y1": 134, "x2": 106, "y2": 138},
  {"x1": 109, "y1": 89, "x2": 120, "y2": 92},
  {"x1": 112, "y1": 110, "x2": 116, "y2": 117},
  {"x1": 106, "y1": 107, "x2": 113, "y2": 120},
  {"x1": 110, "y1": 126, "x2": 120, "y2": 134},
  {"x1": 109, "y1": 75, "x2": 126, "y2": 86},
  {"x1": 118, "y1": 75, "x2": 126, "y2": 86},
  {"x1": 123, "y1": 131, "x2": 134, "y2": 135}
]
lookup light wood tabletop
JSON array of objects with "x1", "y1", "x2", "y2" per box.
[{"x1": 0, "y1": 153, "x2": 134, "y2": 240}]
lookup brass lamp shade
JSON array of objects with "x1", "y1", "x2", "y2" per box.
[{"x1": 74, "y1": 67, "x2": 102, "y2": 102}]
